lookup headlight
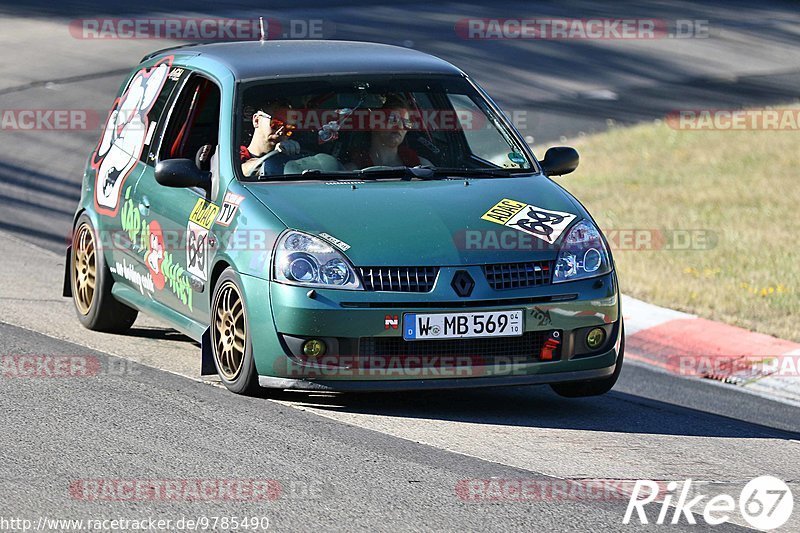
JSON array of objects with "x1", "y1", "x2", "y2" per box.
[
  {"x1": 274, "y1": 231, "x2": 363, "y2": 290},
  {"x1": 552, "y1": 220, "x2": 612, "y2": 283}
]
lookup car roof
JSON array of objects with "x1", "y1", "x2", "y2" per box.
[{"x1": 144, "y1": 40, "x2": 464, "y2": 81}]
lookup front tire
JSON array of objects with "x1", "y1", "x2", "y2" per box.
[
  {"x1": 550, "y1": 325, "x2": 625, "y2": 398},
  {"x1": 70, "y1": 214, "x2": 138, "y2": 332},
  {"x1": 211, "y1": 268, "x2": 259, "y2": 394}
]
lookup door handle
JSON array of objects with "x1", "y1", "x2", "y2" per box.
[{"x1": 138, "y1": 196, "x2": 151, "y2": 216}]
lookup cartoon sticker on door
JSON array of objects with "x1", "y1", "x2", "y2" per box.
[{"x1": 92, "y1": 56, "x2": 173, "y2": 217}]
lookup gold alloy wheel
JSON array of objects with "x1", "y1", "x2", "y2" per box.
[
  {"x1": 72, "y1": 223, "x2": 97, "y2": 315},
  {"x1": 213, "y1": 280, "x2": 247, "y2": 380}
]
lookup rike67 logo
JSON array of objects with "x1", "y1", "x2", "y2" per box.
[{"x1": 625, "y1": 476, "x2": 793, "y2": 530}]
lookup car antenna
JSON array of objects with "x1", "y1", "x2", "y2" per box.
[{"x1": 259, "y1": 17, "x2": 266, "y2": 43}]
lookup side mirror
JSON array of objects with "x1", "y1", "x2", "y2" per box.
[
  {"x1": 155, "y1": 159, "x2": 211, "y2": 191},
  {"x1": 541, "y1": 147, "x2": 579, "y2": 176}
]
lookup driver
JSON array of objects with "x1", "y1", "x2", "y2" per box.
[{"x1": 241, "y1": 101, "x2": 301, "y2": 176}]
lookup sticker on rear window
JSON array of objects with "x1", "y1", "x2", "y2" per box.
[
  {"x1": 508, "y1": 152, "x2": 526, "y2": 165},
  {"x1": 93, "y1": 57, "x2": 173, "y2": 217},
  {"x1": 481, "y1": 198, "x2": 576, "y2": 244}
]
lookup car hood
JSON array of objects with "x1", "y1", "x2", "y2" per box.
[{"x1": 244, "y1": 175, "x2": 586, "y2": 266}]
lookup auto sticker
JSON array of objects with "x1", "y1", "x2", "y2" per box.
[
  {"x1": 531, "y1": 306, "x2": 552, "y2": 326},
  {"x1": 508, "y1": 152, "x2": 526, "y2": 165},
  {"x1": 319, "y1": 232, "x2": 351, "y2": 251},
  {"x1": 145, "y1": 220, "x2": 167, "y2": 290},
  {"x1": 481, "y1": 198, "x2": 576, "y2": 244},
  {"x1": 215, "y1": 192, "x2": 245, "y2": 227},
  {"x1": 113, "y1": 257, "x2": 155, "y2": 296},
  {"x1": 189, "y1": 198, "x2": 221, "y2": 230},
  {"x1": 168, "y1": 67, "x2": 185, "y2": 81},
  {"x1": 186, "y1": 222, "x2": 210, "y2": 282},
  {"x1": 187, "y1": 199, "x2": 220, "y2": 282},
  {"x1": 120, "y1": 187, "x2": 194, "y2": 309}
]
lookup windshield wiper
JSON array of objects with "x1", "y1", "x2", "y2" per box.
[
  {"x1": 255, "y1": 169, "x2": 355, "y2": 181},
  {"x1": 355, "y1": 166, "x2": 435, "y2": 180},
  {"x1": 275, "y1": 166, "x2": 436, "y2": 181},
  {"x1": 431, "y1": 167, "x2": 534, "y2": 178}
]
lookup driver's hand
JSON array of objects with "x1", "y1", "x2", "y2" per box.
[
  {"x1": 241, "y1": 159, "x2": 261, "y2": 177},
  {"x1": 276, "y1": 139, "x2": 300, "y2": 156}
]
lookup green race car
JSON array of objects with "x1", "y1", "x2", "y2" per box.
[{"x1": 64, "y1": 40, "x2": 623, "y2": 395}]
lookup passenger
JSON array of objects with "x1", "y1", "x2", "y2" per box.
[
  {"x1": 241, "y1": 102, "x2": 301, "y2": 176},
  {"x1": 346, "y1": 94, "x2": 432, "y2": 169}
]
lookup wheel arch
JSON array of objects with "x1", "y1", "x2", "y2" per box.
[
  {"x1": 63, "y1": 208, "x2": 87, "y2": 297},
  {"x1": 209, "y1": 258, "x2": 232, "y2": 301}
]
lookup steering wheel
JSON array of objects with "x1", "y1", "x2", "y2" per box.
[{"x1": 255, "y1": 149, "x2": 317, "y2": 177}]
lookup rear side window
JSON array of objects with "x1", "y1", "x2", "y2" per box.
[
  {"x1": 159, "y1": 74, "x2": 221, "y2": 164},
  {"x1": 139, "y1": 65, "x2": 189, "y2": 165}
]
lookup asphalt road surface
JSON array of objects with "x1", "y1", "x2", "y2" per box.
[
  {"x1": 3, "y1": 316, "x2": 794, "y2": 532},
  {"x1": 1, "y1": 1, "x2": 799, "y2": 531}
]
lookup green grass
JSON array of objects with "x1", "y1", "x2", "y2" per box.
[{"x1": 537, "y1": 110, "x2": 800, "y2": 342}]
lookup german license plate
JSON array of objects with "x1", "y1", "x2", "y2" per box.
[{"x1": 402, "y1": 310, "x2": 524, "y2": 340}]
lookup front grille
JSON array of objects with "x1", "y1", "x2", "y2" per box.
[
  {"x1": 358, "y1": 331, "x2": 556, "y2": 365},
  {"x1": 483, "y1": 261, "x2": 552, "y2": 290},
  {"x1": 358, "y1": 266, "x2": 438, "y2": 292},
  {"x1": 340, "y1": 294, "x2": 575, "y2": 309}
]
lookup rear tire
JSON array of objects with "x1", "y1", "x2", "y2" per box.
[
  {"x1": 211, "y1": 268, "x2": 259, "y2": 395},
  {"x1": 550, "y1": 325, "x2": 625, "y2": 398},
  {"x1": 70, "y1": 214, "x2": 138, "y2": 333}
]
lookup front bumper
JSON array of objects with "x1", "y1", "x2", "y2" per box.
[
  {"x1": 240, "y1": 267, "x2": 621, "y2": 390},
  {"x1": 257, "y1": 364, "x2": 617, "y2": 391}
]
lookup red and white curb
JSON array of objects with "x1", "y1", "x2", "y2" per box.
[{"x1": 623, "y1": 295, "x2": 800, "y2": 405}]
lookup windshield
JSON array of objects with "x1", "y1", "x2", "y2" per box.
[{"x1": 236, "y1": 75, "x2": 535, "y2": 180}]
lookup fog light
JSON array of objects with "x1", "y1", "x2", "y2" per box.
[
  {"x1": 302, "y1": 339, "x2": 326, "y2": 358},
  {"x1": 586, "y1": 328, "x2": 606, "y2": 350}
]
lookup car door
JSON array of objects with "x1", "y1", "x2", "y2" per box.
[{"x1": 133, "y1": 71, "x2": 223, "y2": 325}]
